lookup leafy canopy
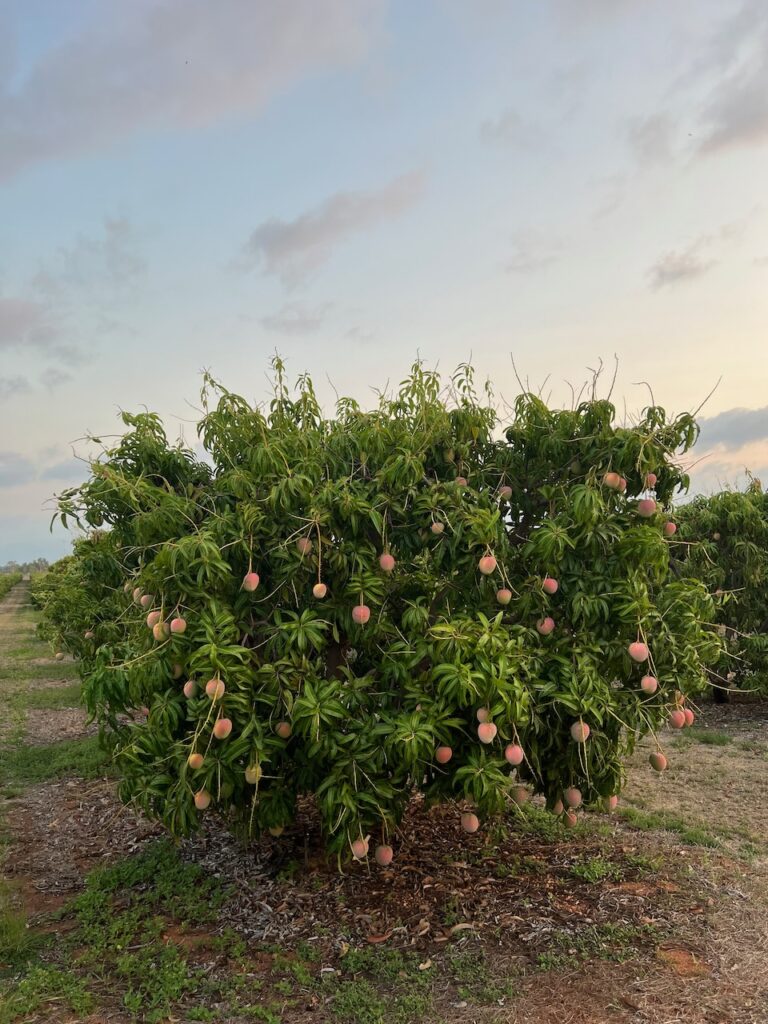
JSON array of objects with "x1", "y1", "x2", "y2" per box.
[{"x1": 39, "y1": 359, "x2": 719, "y2": 858}]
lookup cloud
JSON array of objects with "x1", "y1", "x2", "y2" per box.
[
  {"x1": 260, "y1": 302, "x2": 329, "y2": 334},
  {"x1": 39, "y1": 368, "x2": 72, "y2": 389},
  {"x1": 0, "y1": 375, "x2": 31, "y2": 398},
  {"x1": 697, "y1": 405, "x2": 768, "y2": 451},
  {"x1": 647, "y1": 241, "x2": 715, "y2": 289},
  {"x1": 627, "y1": 113, "x2": 674, "y2": 165},
  {"x1": 34, "y1": 217, "x2": 146, "y2": 292},
  {"x1": 40, "y1": 457, "x2": 87, "y2": 482},
  {"x1": 242, "y1": 171, "x2": 425, "y2": 286},
  {"x1": 647, "y1": 218, "x2": 751, "y2": 290},
  {"x1": 0, "y1": 0, "x2": 379, "y2": 182},
  {"x1": 0, "y1": 296, "x2": 82, "y2": 366},
  {"x1": 0, "y1": 452, "x2": 36, "y2": 487},
  {"x1": 480, "y1": 108, "x2": 548, "y2": 149},
  {"x1": 505, "y1": 231, "x2": 561, "y2": 274}
]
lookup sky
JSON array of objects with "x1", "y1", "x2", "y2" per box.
[{"x1": 1, "y1": 0, "x2": 768, "y2": 563}]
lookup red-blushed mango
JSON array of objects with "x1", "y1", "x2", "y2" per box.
[
  {"x1": 563, "y1": 810, "x2": 578, "y2": 828},
  {"x1": 551, "y1": 799, "x2": 564, "y2": 815},
  {"x1": 542, "y1": 577, "x2": 559, "y2": 595},
  {"x1": 605, "y1": 795, "x2": 619, "y2": 812},
  {"x1": 245, "y1": 764, "x2": 261, "y2": 785},
  {"x1": 663, "y1": 521, "x2": 677, "y2": 537},
  {"x1": 170, "y1": 617, "x2": 187, "y2": 634},
  {"x1": 172, "y1": 663, "x2": 183, "y2": 679},
  {"x1": 84, "y1": 630, "x2": 95, "y2": 640},
  {"x1": 183, "y1": 680, "x2": 197, "y2": 699},
  {"x1": 713, "y1": 531, "x2": 721, "y2": 541},
  {"x1": 205, "y1": 678, "x2": 225, "y2": 700},
  {"x1": 564, "y1": 787, "x2": 582, "y2": 809},
  {"x1": 296, "y1": 537, "x2": 313, "y2": 556},
  {"x1": 570, "y1": 721, "x2": 590, "y2": 743},
  {"x1": 618, "y1": 477, "x2": 627, "y2": 492},
  {"x1": 478, "y1": 554, "x2": 497, "y2": 575},
  {"x1": 275, "y1": 721, "x2": 292, "y2": 739},
  {"x1": 683, "y1": 708, "x2": 695, "y2": 727},
  {"x1": 476, "y1": 707, "x2": 490, "y2": 723},
  {"x1": 430, "y1": 521, "x2": 445, "y2": 534},
  {"x1": 379, "y1": 553, "x2": 396, "y2": 572},
  {"x1": 55, "y1": 652, "x2": 65, "y2": 660},
  {"x1": 504, "y1": 743, "x2": 524, "y2": 766},
  {"x1": 375, "y1": 844, "x2": 393, "y2": 867},
  {"x1": 242, "y1": 572, "x2": 260, "y2": 592},
  {"x1": 123, "y1": 581, "x2": 132, "y2": 594},
  {"x1": 213, "y1": 718, "x2": 233, "y2": 740},
  {"x1": 499, "y1": 485, "x2": 513, "y2": 500},
  {"x1": 537, "y1": 616, "x2": 555, "y2": 636},
  {"x1": 645, "y1": 472, "x2": 657, "y2": 487},
  {"x1": 477, "y1": 722, "x2": 498, "y2": 744},
  {"x1": 194, "y1": 790, "x2": 211, "y2": 810},
  {"x1": 496, "y1": 588, "x2": 512, "y2": 605},
  {"x1": 511, "y1": 786, "x2": 530, "y2": 806},
  {"x1": 603, "y1": 471, "x2": 621, "y2": 489},
  {"x1": 649, "y1": 751, "x2": 668, "y2": 772},
  {"x1": 146, "y1": 610, "x2": 161, "y2": 628},
  {"x1": 152, "y1": 621, "x2": 170, "y2": 642},
  {"x1": 140, "y1": 593, "x2": 153, "y2": 609},
  {"x1": 455, "y1": 476, "x2": 468, "y2": 487},
  {"x1": 435, "y1": 745, "x2": 453, "y2": 764},
  {"x1": 312, "y1": 582, "x2": 327, "y2": 599},
  {"x1": 461, "y1": 812, "x2": 480, "y2": 833},
  {"x1": 637, "y1": 498, "x2": 657, "y2": 518},
  {"x1": 188, "y1": 752, "x2": 204, "y2": 769},
  {"x1": 640, "y1": 674, "x2": 658, "y2": 695},
  {"x1": 352, "y1": 603, "x2": 371, "y2": 625},
  {"x1": 628, "y1": 641, "x2": 649, "y2": 662},
  {"x1": 132, "y1": 587, "x2": 143, "y2": 604},
  {"x1": 669, "y1": 709, "x2": 686, "y2": 729},
  {"x1": 351, "y1": 837, "x2": 369, "y2": 859}
]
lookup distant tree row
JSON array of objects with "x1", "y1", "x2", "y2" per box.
[{"x1": 0, "y1": 557, "x2": 50, "y2": 576}]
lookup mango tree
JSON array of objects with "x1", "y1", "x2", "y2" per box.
[
  {"x1": 45, "y1": 360, "x2": 720, "y2": 862},
  {"x1": 675, "y1": 479, "x2": 768, "y2": 700}
]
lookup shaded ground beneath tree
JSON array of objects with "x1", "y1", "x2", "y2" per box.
[{"x1": 1, "y1": 581, "x2": 767, "y2": 1023}]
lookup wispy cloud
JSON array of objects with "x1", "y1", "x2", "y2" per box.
[
  {"x1": 505, "y1": 230, "x2": 562, "y2": 274},
  {"x1": 647, "y1": 219, "x2": 750, "y2": 290},
  {"x1": 34, "y1": 218, "x2": 146, "y2": 293},
  {"x1": 698, "y1": 405, "x2": 768, "y2": 451},
  {"x1": 0, "y1": 375, "x2": 31, "y2": 399},
  {"x1": 698, "y1": 7, "x2": 768, "y2": 154},
  {"x1": 647, "y1": 241, "x2": 715, "y2": 290},
  {"x1": 0, "y1": 0, "x2": 379, "y2": 182},
  {"x1": 0, "y1": 296, "x2": 81, "y2": 366},
  {"x1": 0, "y1": 452, "x2": 36, "y2": 487},
  {"x1": 480, "y1": 108, "x2": 548, "y2": 150},
  {"x1": 242, "y1": 171, "x2": 425, "y2": 286},
  {"x1": 260, "y1": 302, "x2": 330, "y2": 334},
  {"x1": 627, "y1": 113, "x2": 675, "y2": 165}
]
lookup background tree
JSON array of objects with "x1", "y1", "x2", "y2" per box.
[
  {"x1": 675, "y1": 478, "x2": 768, "y2": 701},
  {"x1": 38, "y1": 360, "x2": 720, "y2": 862}
]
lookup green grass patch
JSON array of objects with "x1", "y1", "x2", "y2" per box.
[
  {"x1": 536, "y1": 922, "x2": 655, "y2": 971},
  {"x1": 8, "y1": 684, "x2": 82, "y2": 711},
  {"x1": 685, "y1": 728, "x2": 732, "y2": 746},
  {"x1": 618, "y1": 806, "x2": 719, "y2": 847},
  {"x1": 0, "y1": 735, "x2": 107, "y2": 787},
  {"x1": 569, "y1": 855, "x2": 623, "y2": 883}
]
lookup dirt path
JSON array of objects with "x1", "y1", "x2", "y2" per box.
[{"x1": 1, "y1": 584, "x2": 767, "y2": 1024}]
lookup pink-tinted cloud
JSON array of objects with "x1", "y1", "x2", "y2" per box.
[
  {"x1": 0, "y1": 0, "x2": 380, "y2": 182},
  {"x1": 243, "y1": 171, "x2": 425, "y2": 286}
]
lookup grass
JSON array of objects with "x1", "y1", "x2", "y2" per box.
[
  {"x1": 681, "y1": 728, "x2": 733, "y2": 747},
  {"x1": 535, "y1": 922, "x2": 656, "y2": 971},
  {"x1": 569, "y1": 855, "x2": 623, "y2": 883},
  {"x1": 0, "y1": 735, "x2": 107, "y2": 788},
  {"x1": 619, "y1": 805, "x2": 720, "y2": 847}
]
